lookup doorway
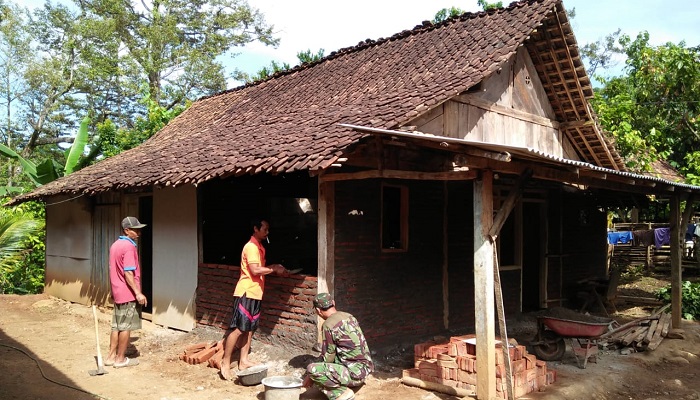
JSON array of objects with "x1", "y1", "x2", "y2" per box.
[
  {"x1": 522, "y1": 201, "x2": 545, "y2": 312},
  {"x1": 137, "y1": 196, "x2": 153, "y2": 314}
]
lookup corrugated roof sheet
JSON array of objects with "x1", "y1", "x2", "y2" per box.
[{"x1": 339, "y1": 123, "x2": 700, "y2": 192}]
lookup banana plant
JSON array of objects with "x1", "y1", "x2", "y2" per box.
[{"x1": 0, "y1": 116, "x2": 91, "y2": 194}]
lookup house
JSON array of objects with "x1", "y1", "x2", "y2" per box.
[{"x1": 12, "y1": 0, "x2": 699, "y2": 397}]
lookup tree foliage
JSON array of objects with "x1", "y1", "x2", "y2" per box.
[
  {"x1": 94, "y1": 100, "x2": 187, "y2": 160},
  {"x1": 0, "y1": 201, "x2": 44, "y2": 294},
  {"x1": 580, "y1": 29, "x2": 623, "y2": 76},
  {"x1": 657, "y1": 280, "x2": 700, "y2": 320},
  {"x1": 591, "y1": 33, "x2": 700, "y2": 182},
  {"x1": 0, "y1": 0, "x2": 277, "y2": 195},
  {"x1": 477, "y1": 0, "x2": 502, "y2": 11},
  {"x1": 75, "y1": 0, "x2": 278, "y2": 110},
  {"x1": 432, "y1": 7, "x2": 465, "y2": 24},
  {"x1": 246, "y1": 48, "x2": 325, "y2": 83}
]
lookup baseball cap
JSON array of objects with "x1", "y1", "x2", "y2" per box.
[
  {"x1": 122, "y1": 216, "x2": 146, "y2": 229},
  {"x1": 313, "y1": 293, "x2": 334, "y2": 309}
]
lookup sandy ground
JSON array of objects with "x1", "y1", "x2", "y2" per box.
[{"x1": 1, "y1": 293, "x2": 699, "y2": 400}]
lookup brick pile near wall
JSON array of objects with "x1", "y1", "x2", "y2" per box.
[
  {"x1": 196, "y1": 263, "x2": 318, "y2": 350},
  {"x1": 404, "y1": 334, "x2": 556, "y2": 399}
]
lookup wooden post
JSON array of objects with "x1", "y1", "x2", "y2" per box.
[
  {"x1": 474, "y1": 170, "x2": 496, "y2": 400},
  {"x1": 317, "y1": 180, "x2": 335, "y2": 343},
  {"x1": 442, "y1": 181, "x2": 450, "y2": 329},
  {"x1": 670, "y1": 195, "x2": 682, "y2": 329}
]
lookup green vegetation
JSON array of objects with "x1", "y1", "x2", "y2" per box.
[
  {"x1": 246, "y1": 49, "x2": 326, "y2": 83},
  {"x1": 0, "y1": 0, "x2": 275, "y2": 292},
  {"x1": 656, "y1": 281, "x2": 700, "y2": 320},
  {"x1": 0, "y1": 201, "x2": 44, "y2": 294},
  {"x1": 589, "y1": 34, "x2": 700, "y2": 182}
]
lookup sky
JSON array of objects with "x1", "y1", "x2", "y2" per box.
[
  {"x1": 17, "y1": 0, "x2": 700, "y2": 88},
  {"x1": 227, "y1": 0, "x2": 700, "y2": 87}
]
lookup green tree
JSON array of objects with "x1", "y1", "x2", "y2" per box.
[
  {"x1": 477, "y1": 0, "x2": 502, "y2": 11},
  {"x1": 432, "y1": 7, "x2": 465, "y2": 24},
  {"x1": 246, "y1": 48, "x2": 325, "y2": 83},
  {"x1": 74, "y1": 0, "x2": 279, "y2": 110},
  {"x1": 580, "y1": 29, "x2": 623, "y2": 76},
  {"x1": 93, "y1": 100, "x2": 187, "y2": 161},
  {"x1": 0, "y1": 0, "x2": 278, "y2": 190},
  {"x1": 591, "y1": 33, "x2": 700, "y2": 182},
  {"x1": 0, "y1": 2, "x2": 32, "y2": 186}
]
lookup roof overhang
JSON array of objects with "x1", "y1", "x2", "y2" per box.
[{"x1": 339, "y1": 124, "x2": 700, "y2": 197}]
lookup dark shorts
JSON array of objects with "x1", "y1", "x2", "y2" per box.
[
  {"x1": 112, "y1": 301, "x2": 142, "y2": 331},
  {"x1": 230, "y1": 295, "x2": 261, "y2": 332}
]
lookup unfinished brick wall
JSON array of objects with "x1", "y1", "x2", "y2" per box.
[
  {"x1": 405, "y1": 334, "x2": 556, "y2": 398},
  {"x1": 196, "y1": 263, "x2": 318, "y2": 350},
  {"x1": 334, "y1": 180, "x2": 446, "y2": 347}
]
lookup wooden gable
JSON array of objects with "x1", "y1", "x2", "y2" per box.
[{"x1": 404, "y1": 47, "x2": 579, "y2": 161}]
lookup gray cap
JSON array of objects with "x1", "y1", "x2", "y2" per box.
[{"x1": 122, "y1": 216, "x2": 146, "y2": 229}]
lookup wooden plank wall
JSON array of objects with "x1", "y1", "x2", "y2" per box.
[{"x1": 407, "y1": 47, "x2": 581, "y2": 162}]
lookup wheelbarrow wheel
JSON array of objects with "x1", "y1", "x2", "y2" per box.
[{"x1": 533, "y1": 331, "x2": 566, "y2": 361}]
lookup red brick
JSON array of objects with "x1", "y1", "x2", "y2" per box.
[
  {"x1": 184, "y1": 342, "x2": 207, "y2": 355},
  {"x1": 208, "y1": 349, "x2": 224, "y2": 369},
  {"x1": 402, "y1": 368, "x2": 420, "y2": 379},
  {"x1": 524, "y1": 353, "x2": 537, "y2": 369}
]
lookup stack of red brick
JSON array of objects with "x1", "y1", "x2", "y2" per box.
[
  {"x1": 403, "y1": 334, "x2": 557, "y2": 399},
  {"x1": 179, "y1": 340, "x2": 225, "y2": 369}
]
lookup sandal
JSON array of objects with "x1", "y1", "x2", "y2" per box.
[{"x1": 113, "y1": 357, "x2": 139, "y2": 368}]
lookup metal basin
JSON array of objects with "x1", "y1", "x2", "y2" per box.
[
  {"x1": 261, "y1": 376, "x2": 303, "y2": 400},
  {"x1": 236, "y1": 364, "x2": 268, "y2": 386}
]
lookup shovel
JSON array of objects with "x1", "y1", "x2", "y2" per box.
[{"x1": 88, "y1": 305, "x2": 108, "y2": 376}]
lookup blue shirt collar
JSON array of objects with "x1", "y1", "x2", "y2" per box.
[{"x1": 119, "y1": 236, "x2": 137, "y2": 247}]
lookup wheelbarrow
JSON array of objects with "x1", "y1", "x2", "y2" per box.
[{"x1": 531, "y1": 315, "x2": 616, "y2": 368}]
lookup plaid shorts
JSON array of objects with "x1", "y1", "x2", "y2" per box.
[{"x1": 112, "y1": 301, "x2": 142, "y2": 331}]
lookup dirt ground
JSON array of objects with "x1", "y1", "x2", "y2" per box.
[{"x1": 1, "y1": 274, "x2": 699, "y2": 400}]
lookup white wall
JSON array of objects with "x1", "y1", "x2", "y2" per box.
[{"x1": 151, "y1": 185, "x2": 198, "y2": 331}]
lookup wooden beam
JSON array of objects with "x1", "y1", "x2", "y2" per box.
[
  {"x1": 462, "y1": 156, "x2": 681, "y2": 196},
  {"x1": 560, "y1": 120, "x2": 594, "y2": 129},
  {"x1": 489, "y1": 169, "x2": 533, "y2": 239},
  {"x1": 670, "y1": 195, "x2": 682, "y2": 328},
  {"x1": 318, "y1": 169, "x2": 478, "y2": 182},
  {"x1": 442, "y1": 181, "x2": 449, "y2": 330},
  {"x1": 317, "y1": 180, "x2": 335, "y2": 344},
  {"x1": 454, "y1": 94, "x2": 560, "y2": 129},
  {"x1": 474, "y1": 170, "x2": 496, "y2": 400}
]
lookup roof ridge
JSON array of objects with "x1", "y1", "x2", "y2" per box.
[{"x1": 200, "y1": 0, "x2": 551, "y2": 102}]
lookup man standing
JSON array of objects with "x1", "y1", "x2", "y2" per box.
[
  {"x1": 220, "y1": 218, "x2": 287, "y2": 380},
  {"x1": 105, "y1": 216, "x2": 147, "y2": 368},
  {"x1": 304, "y1": 293, "x2": 374, "y2": 400}
]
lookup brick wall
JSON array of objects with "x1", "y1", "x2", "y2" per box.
[
  {"x1": 334, "y1": 179, "x2": 446, "y2": 347},
  {"x1": 196, "y1": 263, "x2": 318, "y2": 350}
]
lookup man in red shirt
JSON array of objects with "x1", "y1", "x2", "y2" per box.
[
  {"x1": 220, "y1": 218, "x2": 287, "y2": 380},
  {"x1": 105, "y1": 216, "x2": 147, "y2": 368}
]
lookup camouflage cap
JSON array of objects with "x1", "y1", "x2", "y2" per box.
[{"x1": 313, "y1": 293, "x2": 334, "y2": 309}]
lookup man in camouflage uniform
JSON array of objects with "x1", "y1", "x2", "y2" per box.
[{"x1": 303, "y1": 293, "x2": 374, "y2": 400}]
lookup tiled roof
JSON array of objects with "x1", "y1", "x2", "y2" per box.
[{"x1": 16, "y1": 0, "x2": 619, "y2": 201}]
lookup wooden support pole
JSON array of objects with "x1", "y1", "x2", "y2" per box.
[
  {"x1": 670, "y1": 195, "x2": 682, "y2": 328},
  {"x1": 317, "y1": 180, "x2": 335, "y2": 343},
  {"x1": 474, "y1": 170, "x2": 496, "y2": 400},
  {"x1": 442, "y1": 181, "x2": 450, "y2": 330}
]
